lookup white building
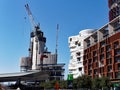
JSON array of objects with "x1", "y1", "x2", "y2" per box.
[{"x1": 68, "y1": 29, "x2": 95, "y2": 78}]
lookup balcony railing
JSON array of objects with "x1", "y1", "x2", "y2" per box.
[{"x1": 115, "y1": 49, "x2": 120, "y2": 55}]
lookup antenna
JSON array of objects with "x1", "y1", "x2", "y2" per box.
[{"x1": 56, "y1": 24, "x2": 59, "y2": 62}]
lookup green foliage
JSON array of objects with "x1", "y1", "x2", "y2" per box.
[
  {"x1": 59, "y1": 80, "x2": 67, "y2": 89},
  {"x1": 92, "y1": 77, "x2": 101, "y2": 89},
  {"x1": 40, "y1": 80, "x2": 57, "y2": 89},
  {"x1": 100, "y1": 76, "x2": 111, "y2": 89},
  {"x1": 40, "y1": 75, "x2": 111, "y2": 89},
  {"x1": 73, "y1": 79, "x2": 77, "y2": 89},
  {"x1": 92, "y1": 76, "x2": 111, "y2": 90}
]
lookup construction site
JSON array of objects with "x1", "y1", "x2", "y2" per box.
[{"x1": 0, "y1": 3, "x2": 65, "y2": 90}]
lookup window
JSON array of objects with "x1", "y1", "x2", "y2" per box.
[
  {"x1": 88, "y1": 70, "x2": 92, "y2": 75},
  {"x1": 106, "y1": 52, "x2": 111, "y2": 58},
  {"x1": 75, "y1": 41, "x2": 78, "y2": 45},
  {"x1": 79, "y1": 67, "x2": 82, "y2": 71},
  {"x1": 106, "y1": 45, "x2": 111, "y2": 51},
  {"x1": 94, "y1": 35, "x2": 98, "y2": 42},
  {"x1": 76, "y1": 52, "x2": 81, "y2": 56},
  {"x1": 107, "y1": 58, "x2": 112, "y2": 64},
  {"x1": 114, "y1": 41, "x2": 119, "y2": 49},
  {"x1": 70, "y1": 38, "x2": 72, "y2": 41},
  {"x1": 100, "y1": 67, "x2": 104, "y2": 73},
  {"x1": 88, "y1": 65, "x2": 92, "y2": 70},
  {"x1": 115, "y1": 49, "x2": 120, "y2": 55},
  {"x1": 56, "y1": 77, "x2": 60, "y2": 81},
  {"x1": 100, "y1": 47, "x2": 104, "y2": 53},
  {"x1": 78, "y1": 42, "x2": 81, "y2": 46},
  {"x1": 87, "y1": 40, "x2": 90, "y2": 47},
  {"x1": 115, "y1": 56, "x2": 120, "y2": 63},
  {"x1": 77, "y1": 57, "x2": 81, "y2": 61},
  {"x1": 94, "y1": 69, "x2": 98, "y2": 74},
  {"x1": 103, "y1": 30, "x2": 109, "y2": 37},
  {"x1": 107, "y1": 66, "x2": 112, "y2": 72},
  {"x1": 115, "y1": 72, "x2": 120, "y2": 79},
  {"x1": 113, "y1": 20, "x2": 120, "y2": 32},
  {"x1": 88, "y1": 59, "x2": 92, "y2": 64},
  {"x1": 56, "y1": 72, "x2": 62, "y2": 76},
  {"x1": 93, "y1": 57, "x2": 97, "y2": 62},
  {"x1": 100, "y1": 54, "x2": 104, "y2": 61},
  {"x1": 118, "y1": 64, "x2": 120, "y2": 70},
  {"x1": 100, "y1": 41, "x2": 106, "y2": 47},
  {"x1": 107, "y1": 73, "x2": 112, "y2": 79},
  {"x1": 93, "y1": 51, "x2": 97, "y2": 56}
]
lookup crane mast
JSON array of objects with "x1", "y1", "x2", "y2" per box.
[{"x1": 55, "y1": 24, "x2": 59, "y2": 62}]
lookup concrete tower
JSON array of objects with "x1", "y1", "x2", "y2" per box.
[{"x1": 29, "y1": 26, "x2": 46, "y2": 70}]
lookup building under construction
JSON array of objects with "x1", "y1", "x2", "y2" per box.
[{"x1": 20, "y1": 4, "x2": 65, "y2": 81}]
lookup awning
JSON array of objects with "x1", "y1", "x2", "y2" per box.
[{"x1": 0, "y1": 70, "x2": 49, "y2": 82}]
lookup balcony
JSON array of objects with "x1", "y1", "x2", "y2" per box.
[
  {"x1": 93, "y1": 51, "x2": 97, "y2": 56},
  {"x1": 118, "y1": 64, "x2": 120, "y2": 70},
  {"x1": 87, "y1": 43, "x2": 90, "y2": 47},
  {"x1": 93, "y1": 57, "x2": 97, "y2": 62},
  {"x1": 100, "y1": 41, "x2": 106, "y2": 47},
  {"x1": 77, "y1": 57, "x2": 81, "y2": 62},
  {"x1": 99, "y1": 61, "x2": 104, "y2": 67},
  {"x1": 100, "y1": 67, "x2": 104, "y2": 73},
  {"x1": 106, "y1": 52, "x2": 112, "y2": 59},
  {"x1": 100, "y1": 54, "x2": 105, "y2": 61},
  {"x1": 94, "y1": 39, "x2": 98, "y2": 43},
  {"x1": 106, "y1": 45, "x2": 111, "y2": 52},
  {"x1": 107, "y1": 73, "x2": 112, "y2": 79},
  {"x1": 100, "y1": 47, "x2": 104, "y2": 53},
  {"x1": 76, "y1": 52, "x2": 81, "y2": 56},
  {"x1": 115, "y1": 72, "x2": 120, "y2": 79},
  {"x1": 88, "y1": 64, "x2": 92, "y2": 69},
  {"x1": 114, "y1": 41, "x2": 119, "y2": 49},
  {"x1": 107, "y1": 66, "x2": 112, "y2": 72},
  {"x1": 94, "y1": 69, "x2": 98, "y2": 75},
  {"x1": 103, "y1": 32, "x2": 109, "y2": 38},
  {"x1": 107, "y1": 58, "x2": 112, "y2": 64},
  {"x1": 114, "y1": 49, "x2": 120, "y2": 55},
  {"x1": 115, "y1": 56, "x2": 120, "y2": 63},
  {"x1": 88, "y1": 70, "x2": 92, "y2": 75},
  {"x1": 88, "y1": 59, "x2": 92, "y2": 64},
  {"x1": 114, "y1": 24, "x2": 120, "y2": 32}
]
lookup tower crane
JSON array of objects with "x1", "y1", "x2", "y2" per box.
[
  {"x1": 25, "y1": 3, "x2": 47, "y2": 70},
  {"x1": 25, "y1": 4, "x2": 40, "y2": 31}
]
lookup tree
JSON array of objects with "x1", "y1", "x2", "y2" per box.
[
  {"x1": 92, "y1": 77, "x2": 101, "y2": 89},
  {"x1": 100, "y1": 76, "x2": 111, "y2": 90},
  {"x1": 59, "y1": 80, "x2": 67, "y2": 89},
  {"x1": 40, "y1": 80, "x2": 57, "y2": 89},
  {"x1": 76, "y1": 75, "x2": 92, "y2": 89},
  {"x1": 73, "y1": 79, "x2": 77, "y2": 89}
]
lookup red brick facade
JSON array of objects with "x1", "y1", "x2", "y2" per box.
[{"x1": 84, "y1": 32, "x2": 120, "y2": 81}]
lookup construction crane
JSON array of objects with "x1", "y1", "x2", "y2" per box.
[
  {"x1": 55, "y1": 24, "x2": 59, "y2": 62},
  {"x1": 25, "y1": 4, "x2": 40, "y2": 31}
]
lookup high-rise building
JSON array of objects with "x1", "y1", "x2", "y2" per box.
[
  {"x1": 20, "y1": 26, "x2": 65, "y2": 81},
  {"x1": 68, "y1": 29, "x2": 95, "y2": 78},
  {"x1": 83, "y1": 0, "x2": 120, "y2": 82}
]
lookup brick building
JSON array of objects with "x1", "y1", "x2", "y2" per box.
[{"x1": 83, "y1": 0, "x2": 120, "y2": 82}]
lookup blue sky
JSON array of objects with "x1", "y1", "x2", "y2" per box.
[{"x1": 0, "y1": 0, "x2": 108, "y2": 79}]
